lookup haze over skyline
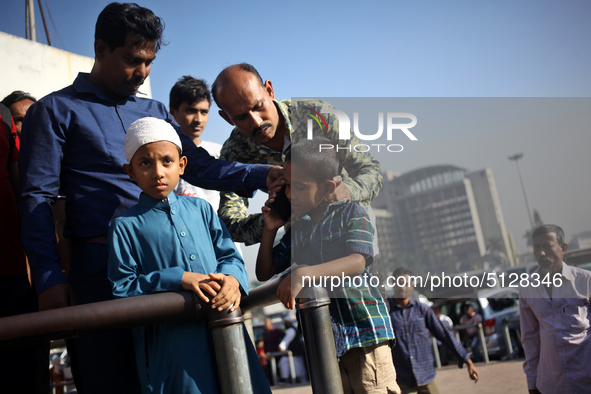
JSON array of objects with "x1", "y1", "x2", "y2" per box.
[{"x1": 2, "y1": 1, "x2": 590, "y2": 273}]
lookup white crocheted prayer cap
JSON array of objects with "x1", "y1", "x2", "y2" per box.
[{"x1": 124, "y1": 117, "x2": 182, "y2": 162}]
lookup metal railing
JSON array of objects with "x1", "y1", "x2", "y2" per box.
[
  {"x1": 502, "y1": 316, "x2": 521, "y2": 360},
  {"x1": 431, "y1": 336, "x2": 442, "y2": 368},
  {"x1": 0, "y1": 275, "x2": 343, "y2": 394},
  {"x1": 429, "y1": 321, "x2": 490, "y2": 367},
  {"x1": 263, "y1": 350, "x2": 297, "y2": 385},
  {"x1": 453, "y1": 322, "x2": 489, "y2": 363}
]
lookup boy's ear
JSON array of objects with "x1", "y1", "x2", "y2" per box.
[
  {"x1": 178, "y1": 156, "x2": 187, "y2": 175},
  {"x1": 322, "y1": 179, "x2": 337, "y2": 197},
  {"x1": 170, "y1": 108, "x2": 177, "y2": 119},
  {"x1": 123, "y1": 163, "x2": 136, "y2": 181}
]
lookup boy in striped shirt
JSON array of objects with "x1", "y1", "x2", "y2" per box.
[{"x1": 256, "y1": 137, "x2": 400, "y2": 393}]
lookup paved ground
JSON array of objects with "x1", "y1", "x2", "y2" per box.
[{"x1": 271, "y1": 359, "x2": 528, "y2": 393}]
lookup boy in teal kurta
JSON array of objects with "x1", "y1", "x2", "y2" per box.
[{"x1": 107, "y1": 117, "x2": 270, "y2": 394}]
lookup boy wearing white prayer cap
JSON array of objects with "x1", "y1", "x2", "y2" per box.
[{"x1": 108, "y1": 117, "x2": 271, "y2": 394}]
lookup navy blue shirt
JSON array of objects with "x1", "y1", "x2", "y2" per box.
[
  {"x1": 389, "y1": 299, "x2": 470, "y2": 386},
  {"x1": 18, "y1": 73, "x2": 268, "y2": 294}
]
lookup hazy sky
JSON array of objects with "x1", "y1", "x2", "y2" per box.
[
  {"x1": 325, "y1": 97, "x2": 591, "y2": 254},
  {"x1": 3, "y1": 0, "x2": 590, "y2": 274}
]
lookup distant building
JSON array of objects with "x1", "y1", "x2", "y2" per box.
[
  {"x1": 569, "y1": 231, "x2": 591, "y2": 250},
  {"x1": 372, "y1": 165, "x2": 513, "y2": 271},
  {"x1": 373, "y1": 208, "x2": 395, "y2": 264}
]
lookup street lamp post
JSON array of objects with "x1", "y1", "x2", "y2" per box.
[{"x1": 508, "y1": 153, "x2": 535, "y2": 229}]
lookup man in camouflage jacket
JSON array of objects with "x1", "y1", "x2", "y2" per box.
[{"x1": 212, "y1": 63, "x2": 382, "y2": 245}]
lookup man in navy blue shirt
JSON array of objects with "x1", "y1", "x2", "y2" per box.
[
  {"x1": 389, "y1": 267, "x2": 479, "y2": 394},
  {"x1": 18, "y1": 3, "x2": 280, "y2": 393}
]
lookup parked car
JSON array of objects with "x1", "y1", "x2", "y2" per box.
[
  {"x1": 565, "y1": 247, "x2": 591, "y2": 267},
  {"x1": 433, "y1": 287, "x2": 522, "y2": 360},
  {"x1": 576, "y1": 262, "x2": 591, "y2": 271},
  {"x1": 426, "y1": 268, "x2": 503, "y2": 300}
]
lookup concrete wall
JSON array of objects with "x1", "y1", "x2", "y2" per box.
[{"x1": 0, "y1": 32, "x2": 151, "y2": 101}]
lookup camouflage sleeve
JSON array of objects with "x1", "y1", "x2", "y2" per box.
[
  {"x1": 217, "y1": 191, "x2": 264, "y2": 245},
  {"x1": 337, "y1": 134, "x2": 383, "y2": 209},
  {"x1": 291, "y1": 100, "x2": 383, "y2": 208},
  {"x1": 217, "y1": 131, "x2": 265, "y2": 245}
]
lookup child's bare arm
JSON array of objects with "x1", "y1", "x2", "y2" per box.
[
  {"x1": 276, "y1": 273, "x2": 295, "y2": 310},
  {"x1": 296, "y1": 253, "x2": 366, "y2": 281},
  {"x1": 182, "y1": 272, "x2": 222, "y2": 304},
  {"x1": 208, "y1": 273, "x2": 241, "y2": 312},
  {"x1": 256, "y1": 225, "x2": 278, "y2": 281},
  {"x1": 276, "y1": 253, "x2": 366, "y2": 309},
  {"x1": 256, "y1": 190, "x2": 286, "y2": 281}
]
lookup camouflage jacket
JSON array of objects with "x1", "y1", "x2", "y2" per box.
[{"x1": 218, "y1": 99, "x2": 382, "y2": 245}]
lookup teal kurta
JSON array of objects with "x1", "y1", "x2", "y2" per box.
[{"x1": 108, "y1": 192, "x2": 270, "y2": 394}]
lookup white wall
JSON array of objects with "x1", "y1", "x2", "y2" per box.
[{"x1": 0, "y1": 32, "x2": 151, "y2": 101}]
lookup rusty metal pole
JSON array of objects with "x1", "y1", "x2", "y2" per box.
[
  {"x1": 0, "y1": 290, "x2": 203, "y2": 348},
  {"x1": 207, "y1": 307, "x2": 253, "y2": 394},
  {"x1": 297, "y1": 287, "x2": 343, "y2": 394},
  {"x1": 0, "y1": 273, "x2": 284, "y2": 348}
]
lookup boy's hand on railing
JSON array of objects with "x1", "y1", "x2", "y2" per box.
[
  {"x1": 276, "y1": 269, "x2": 306, "y2": 310},
  {"x1": 277, "y1": 274, "x2": 295, "y2": 310},
  {"x1": 182, "y1": 272, "x2": 221, "y2": 304},
  {"x1": 209, "y1": 273, "x2": 241, "y2": 312}
]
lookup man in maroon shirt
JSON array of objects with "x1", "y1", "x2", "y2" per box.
[{"x1": 0, "y1": 103, "x2": 50, "y2": 393}]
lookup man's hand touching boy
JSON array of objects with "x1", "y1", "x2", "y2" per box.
[
  {"x1": 323, "y1": 176, "x2": 350, "y2": 204},
  {"x1": 266, "y1": 166, "x2": 285, "y2": 190},
  {"x1": 209, "y1": 273, "x2": 242, "y2": 312}
]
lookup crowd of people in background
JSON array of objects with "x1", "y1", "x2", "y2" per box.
[{"x1": 2, "y1": 2, "x2": 590, "y2": 394}]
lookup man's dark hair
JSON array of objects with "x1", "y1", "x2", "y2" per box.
[
  {"x1": 393, "y1": 267, "x2": 413, "y2": 278},
  {"x1": 211, "y1": 63, "x2": 264, "y2": 109},
  {"x1": 1, "y1": 91, "x2": 37, "y2": 108},
  {"x1": 169, "y1": 76, "x2": 211, "y2": 111},
  {"x1": 95, "y1": 3, "x2": 165, "y2": 53},
  {"x1": 532, "y1": 224, "x2": 565, "y2": 245},
  {"x1": 285, "y1": 137, "x2": 339, "y2": 185}
]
